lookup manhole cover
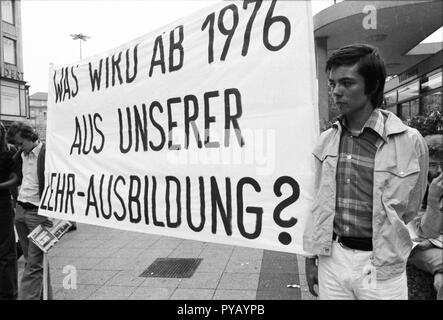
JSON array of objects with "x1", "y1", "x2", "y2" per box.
[{"x1": 139, "y1": 258, "x2": 203, "y2": 278}]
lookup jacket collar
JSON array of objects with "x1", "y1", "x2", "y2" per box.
[
  {"x1": 331, "y1": 109, "x2": 408, "y2": 139},
  {"x1": 379, "y1": 109, "x2": 409, "y2": 137}
]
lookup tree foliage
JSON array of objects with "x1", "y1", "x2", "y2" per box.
[{"x1": 407, "y1": 110, "x2": 443, "y2": 137}]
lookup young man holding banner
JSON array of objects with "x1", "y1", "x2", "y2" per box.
[
  {"x1": 303, "y1": 44, "x2": 428, "y2": 299},
  {"x1": 7, "y1": 123, "x2": 53, "y2": 300}
]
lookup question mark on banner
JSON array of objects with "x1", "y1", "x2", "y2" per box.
[{"x1": 273, "y1": 176, "x2": 300, "y2": 245}]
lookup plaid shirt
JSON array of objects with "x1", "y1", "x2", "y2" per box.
[{"x1": 334, "y1": 109, "x2": 386, "y2": 238}]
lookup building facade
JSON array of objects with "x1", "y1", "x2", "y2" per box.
[
  {"x1": 384, "y1": 54, "x2": 442, "y2": 121},
  {"x1": 28, "y1": 91, "x2": 47, "y2": 142},
  {"x1": 0, "y1": 0, "x2": 29, "y2": 126},
  {"x1": 314, "y1": 0, "x2": 442, "y2": 129}
]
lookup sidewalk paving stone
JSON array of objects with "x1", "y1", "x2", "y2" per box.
[
  {"x1": 56, "y1": 239, "x2": 101, "y2": 248},
  {"x1": 260, "y1": 257, "x2": 299, "y2": 274},
  {"x1": 49, "y1": 257, "x2": 103, "y2": 270},
  {"x1": 225, "y1": 259, "x2": 262, "y2": 273},
  {"x1": 138, "y1": 248, "x2": 176, "y2": 259},
  {"x1": 124, "y1": 239, "x2": 158, "y2": 249},
  {"x1": 76, "y1": 269, "x2": 119, "y2": 285},
  {"x1": 54, "y1": 284, "x2": 100, "y2": 300},
  {"x1": 107, "y1": 270, "x2": 146, "y2": 287},
  {"x1": 96, "y1": 257, "x2": 144, "y2": 270},
  {"x1": 170, "y1": 288, "x2": 215, "y2": 300},
  {"x1": 133, "y1": 256, "x2": 159, "y2": 271},
  {"x1": 50, "y1": 271, "x2": 66, "y2": 289},
  {"x1": 87, "y1": 285, "x2": 136, "y2": 300},
  {"x1": 218, "y1": 273, "x2": 260, "y2": 290},
  {"x1": 72, "y1": 232, "x2": 109, "y2": 240},
  {"x1": 140, "y1": 277, "x2": 183, "y2": 288},
  {"x1": 113, "y1": 248, "x2": 145, "y2": 259},
  {"x1": 257, "y1": 273, "x2": 300, "y2": 290},
  {"x1": 95, "y1": 239, "x2": 132, "y2": 249},
  {"x1": 296, "y1": 255, "x2": 306, "y2": 275},
  {"x1": 212, "y1": 289, "x2": 257, "y2": 300},
  {"x1": 256, "y1": 288, "x2": 301, "y2": 300},
  {"x1": 128, "y1": 287, "x2": 175, "y2": 300},
  {"x1": 80, "y1": 233, "x2": 124, "y2": 241},
  {"x1": 196, "y1": 259, "x2": 229, "y2": 273},
  {"x1": 150, "y1": 237, "x2": 184, "y2": 249},
  {"x1": 199, "y1": 250, "x2": 233, "y2": 260},
  {"x1": 176, "y1": 240, "x2": 209, "y2": 251},
  {"x1": 109, "y1": 233, "x2": 145, "y2": 240},
  {"x1": 84, "y1": 247, "x2": 120, "y2": 258},
  {"x1": 230, "y1": 247, "x2": 264, "y2": 261},
  {"x1": 49, "y1": 247, "x2": 93, "y2": 258},
  {"x1": 203, "y1": 243, "x2": 233, "y2": 251},
  {"x1": 168, "y1": 249, "x2": 204, "y2": 258},
  {"x1": 178, "y1": 272, "x2": 222, "y2": 289}
]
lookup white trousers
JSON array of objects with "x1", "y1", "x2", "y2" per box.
[{"x1": 318, "y1": 241, "x2": 408, "y2": 300}]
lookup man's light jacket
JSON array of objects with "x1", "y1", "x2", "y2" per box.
[{"x1": 303, "y1": 109, "x2": 429, "y2": 280}]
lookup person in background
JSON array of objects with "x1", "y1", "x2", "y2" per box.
[
  {"x1": 3, "y1": 132, "x2": 23, "y2": 261},
  {"x1": 6, "y1": 122, "x2": 53, "y2": 300},
  {"x1": 0, "y1": 121, "x2": 21, "y2": 299},
  {"x1": 303, "y1": 44, "x2": 428, "y2": 299},
  {"x1": 408, "y1": 134, "x2": 443, "y2": 300}
]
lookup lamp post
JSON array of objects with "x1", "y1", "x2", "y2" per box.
[{"x1": 70, "y1": 33, "x2": 90, "y2": 59}]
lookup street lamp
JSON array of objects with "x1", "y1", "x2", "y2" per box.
[{"x1": 70, "y1": 33, "x2": 90, "y2": 60}]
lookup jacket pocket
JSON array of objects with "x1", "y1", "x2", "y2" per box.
[
  {"x1": 377, "y1": 159, "x2": 421, "y2": 228},
  {"x1": 313, "y1": 152, "x2": 337, "y2": 199},
  {"x1": 311, "y1": 150, "x2": 337, "y2": 240},
  {"x1": 313, "y1": 143, "x2": 338, "y2": 162},
  {"x1": 375, "y1": 159, "x2": 420, "y2": 198}
]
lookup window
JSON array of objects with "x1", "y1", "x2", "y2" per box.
[
  {"x1": 398, "y1": 80, "x2": 419, "y2": 102},
  {"x1": 3, "y1": 37, "x2": 16, "y2": 65},
  {"x1": 385, "y1": 66, "x2": 442, "y2": 118},
  {"x1": 386, "y1": 105, "x2": 397, "y2": 115},
  {"x1": 0, "y1": 84, "x2": 20, "y2": 115},
  {"x1": 399, "y1": 99, "x2": 419, "y2": 121},
  {"x1": 1, "y1": 0, "x2": 14, "y2": 24},
  {"x1": 421, "y1": 91, "x2": 442, "y2": 114},
  {"x1": 384, "y1": 90, "x2": 397, "y2": 106},
  {"x1": 421, "y1": 69, "x2": 442, "y2": 92}
]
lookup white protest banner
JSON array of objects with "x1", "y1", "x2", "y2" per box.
[{"x1": 40, "y1": 0, "x2": 319, "y2": 254}]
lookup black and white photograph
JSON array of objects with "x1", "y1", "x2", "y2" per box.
[{"x1": 0, "y1": 0, "x2": 441, "y2": 308}]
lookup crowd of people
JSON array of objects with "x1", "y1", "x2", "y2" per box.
[{"x1": 0, "y1": 43, "x2": 441, "y2": 300}]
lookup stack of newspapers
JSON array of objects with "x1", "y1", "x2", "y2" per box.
[{"x1": 27, "y1": 220, "x2": 72, "y2": 253}]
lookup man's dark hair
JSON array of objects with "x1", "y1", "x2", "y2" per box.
[
  {"x1": 6, "y1": 122, "x2": 39, "y2": 143},
  {"x1": 326, "y1": 43, "x2": 386, "y2": 109}
]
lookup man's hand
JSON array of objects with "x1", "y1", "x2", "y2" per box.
[
  {"x1": 43, "y1": 218, "x2": 54, "y2": 228},
  {"x1": 305, "y1": 257, "x2": 319, "y2": 297},
  {"x1": 428, "y1": 172, "x2": 443, "y2": 207}
]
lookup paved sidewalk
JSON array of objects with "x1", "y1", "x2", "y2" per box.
[{"x1": 17, "y1": 223, "x2": 316, "y2": 300}]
